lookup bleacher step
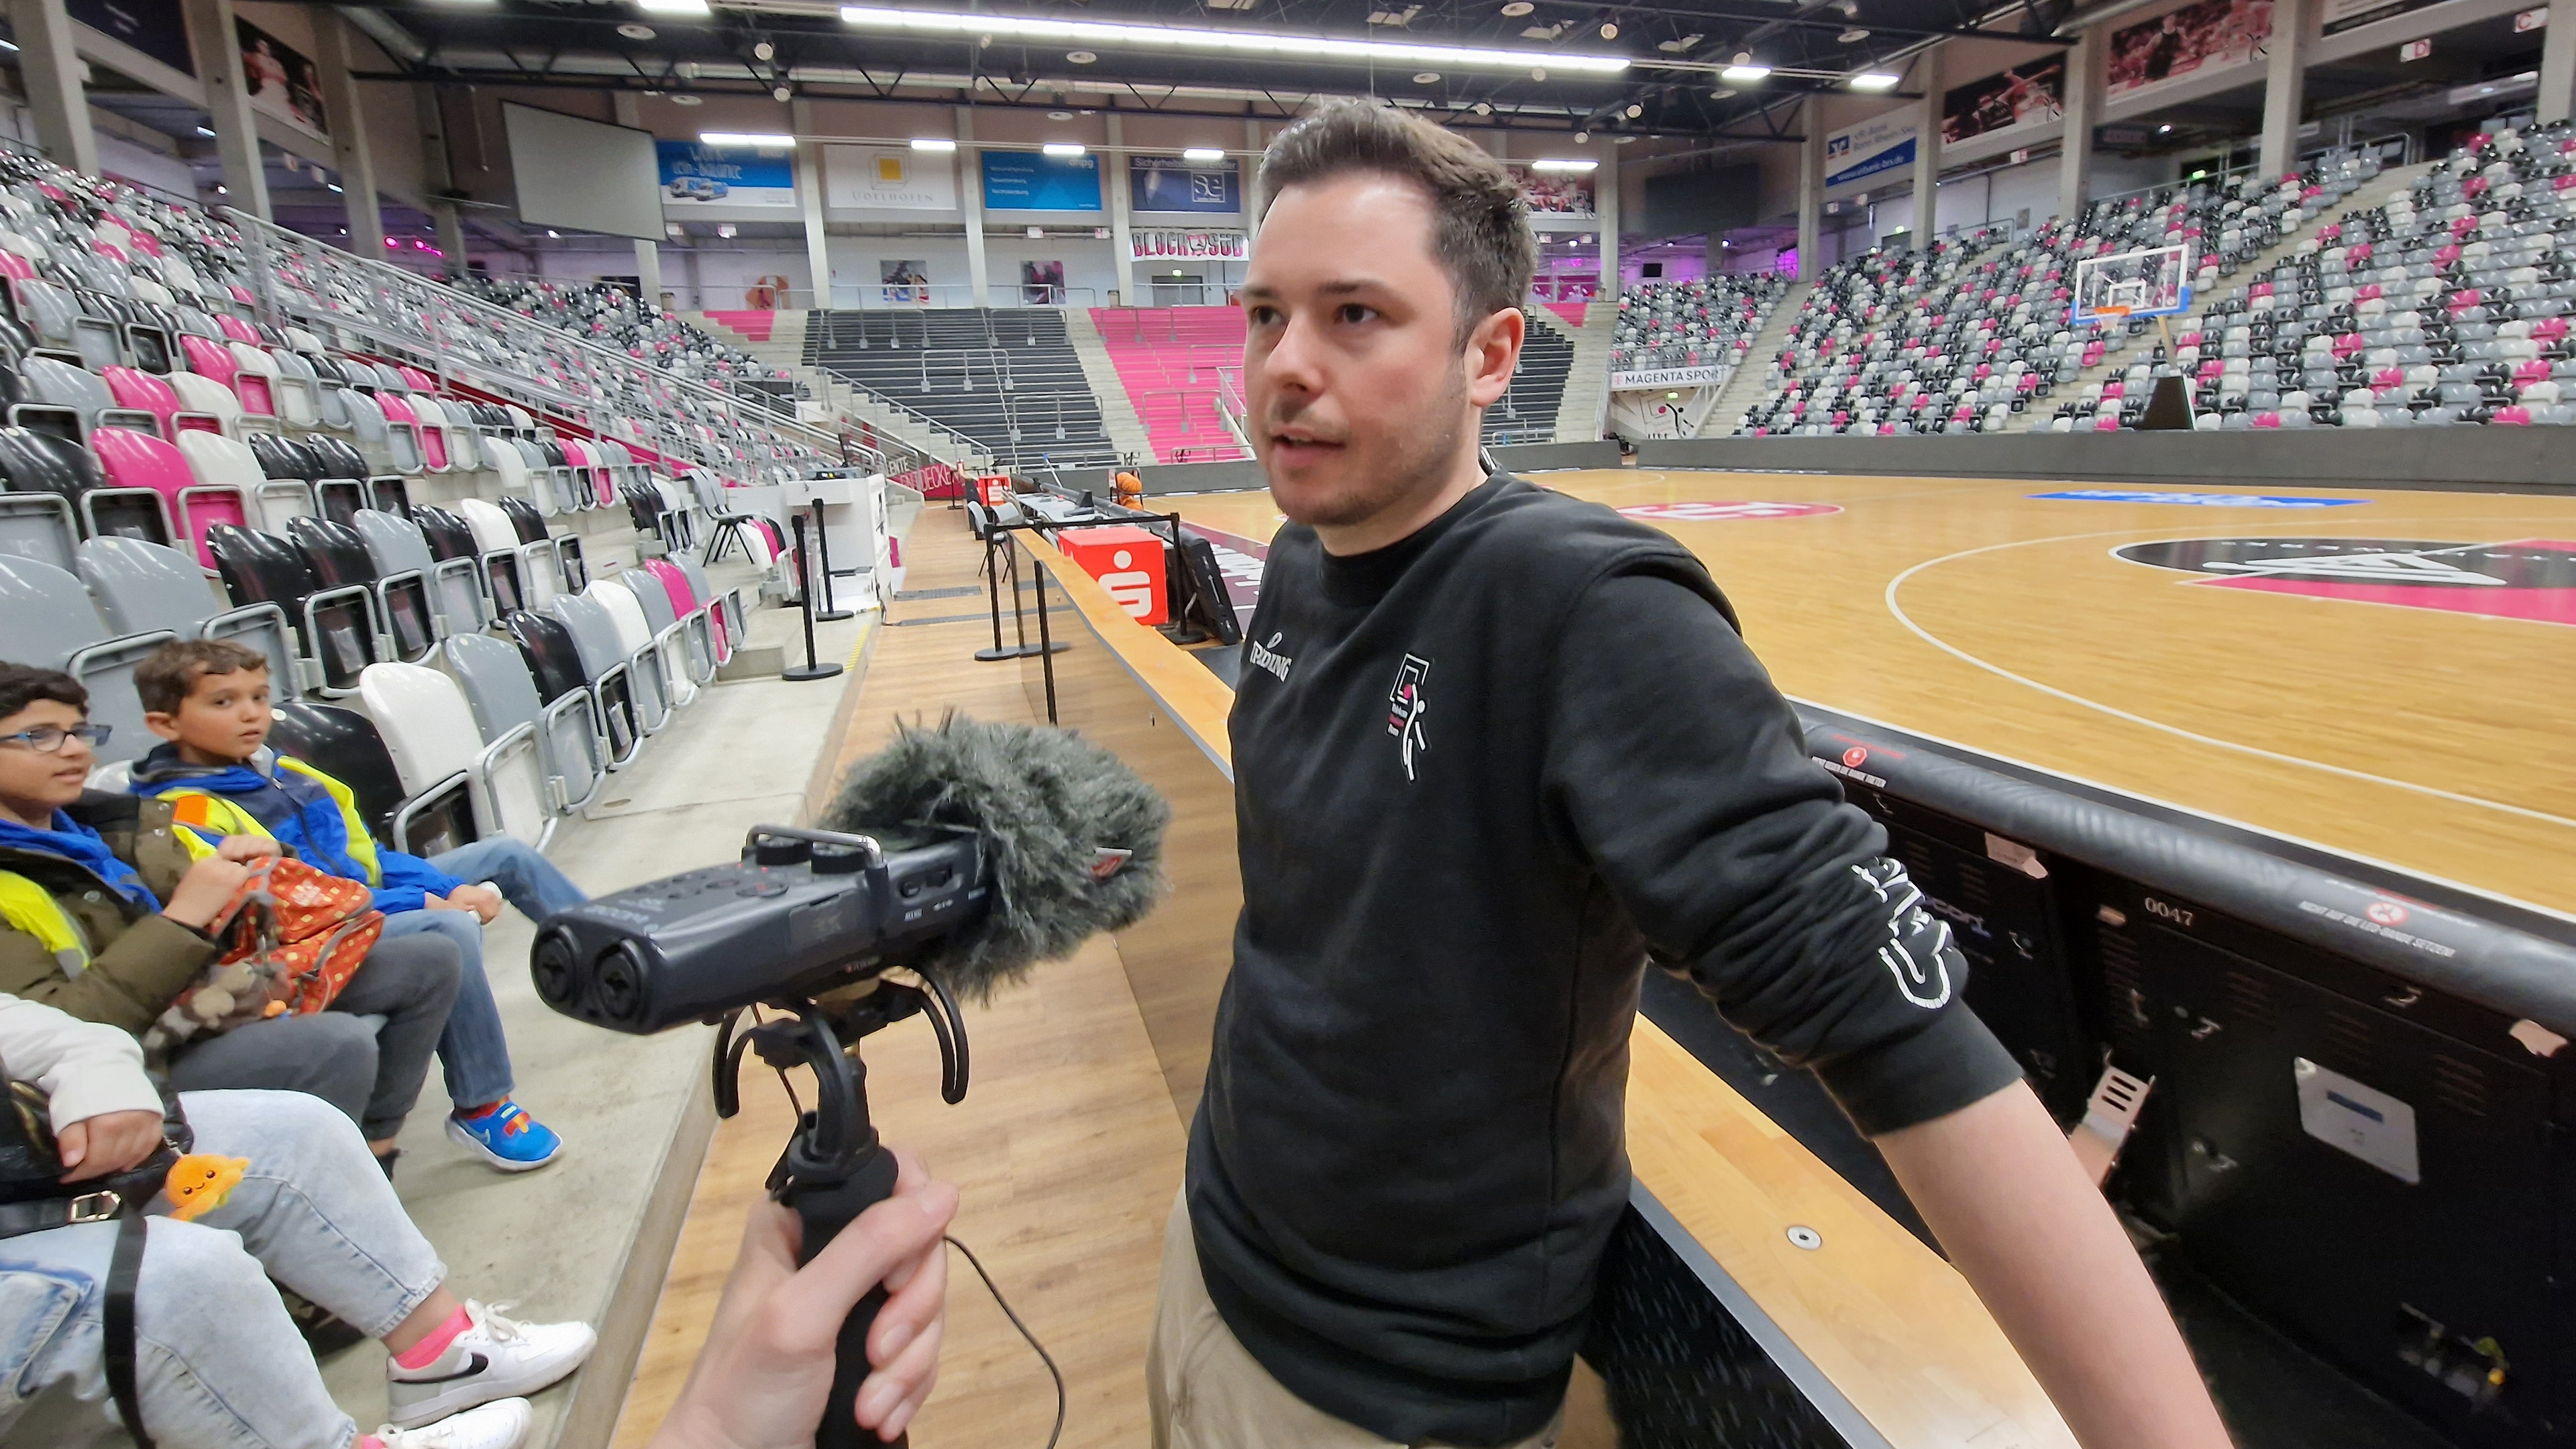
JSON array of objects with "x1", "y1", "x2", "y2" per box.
[
  {"x1": 1552, "y1": 304, "x2": 1618, "y2": 444},
  {"x1": 1700, "y1": 281, "x2": 1812, "y2": 437},
  {"x1": 1061, "y1": 307, "x2": 1156, "y2": 465}
]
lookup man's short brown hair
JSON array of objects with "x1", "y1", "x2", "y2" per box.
[
  {"x1": 1257, "y1": 99, "x2": 1536, "y2": 339},
  {"x1": 136, "y1": 638, "x2": 270, "y2": 716}
]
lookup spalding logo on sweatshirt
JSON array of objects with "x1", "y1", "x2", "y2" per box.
[{"x1": 1247, "y1": 632, "x2": 1295, "y2": 682}]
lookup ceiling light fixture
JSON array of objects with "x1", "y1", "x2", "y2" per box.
[
  {"x1": 196, "y1": 125, "x2": 217, "y2": 138},
  {"x1": 1499, "y1": 0, "x2": 1533, "y2": 13},
  {"x1": 1048, "y1": 109, "x2": 1074, "y2": 119},
  {"x1": 1067, "y1": 49, "x2": 1096, "y2": 62},
  {"x1": 834, "y1": 4, "x2": 1630, "y2": 73},
  {"x1": 1848, "y1": 70, "x2": 1899, "y2": 90},
  {"x1": 718, "y1": 223, "x2": 737, "y2": 237},
  {"x1": 1472, "y1": 101, "x2": 1493, "y2": 114},
  {"x1": 2159, "y1": 122, "x2": 2174, "y2": 133},
  {"x1": 1624, "y1": 102, "x2": 1642, "y2": 117},
  {"x1": 1183, "y1": 146, "x2": 1226, "y2": 160},
  {"x1": 1720, "y1": 63, "x2": 1770, "y2": 83},
  {"x1": 547, "y1": 229, "x2": 560, "y2": 237},
  {"x1": 618, "y1": 23, "x2": 655, "y2": 39},
  {"x1": 753, "y1": 40, "x2": 775, "y2": 59},
  {"x1": 1532, "y1": 66, "x2": 1548, "y2": 79},
  {"x1": 1599, "y1": 21, "x2": 1617, "y2": 38},
  {"x1": 773, "y1": 85, "x2": 793, "y2": 100},
  {"x1": 1574, "y1": 129, "x2": 1589, "y2": 141},
  {"x1": 327, "y1": 182, "x2": 344, "y2": 193},
  {"x1": 1414, "y1": 70, "x2": 1441, "y2": 83},
  {"x1": 671, "y1": 93, "x2": 702, "y2": 105},
  {"x1": 637, "y1": 0, "x2": 709, "y2": 13},
  {"x1": 1837, "y1": 25, "x2": 1870, "y2": 42},
  {"x1": 912, "y1": 136, "x2": 957, "y2": 150},
  {"x1": 1042, "y1": 142, "x2": 1087, "y2": 156},
  {"x1": 701, "y1": 131, "x2": 795, "y2": 146},
  {"x1": 1530, "y1": 158, "x2": 1597, "y2": 171}
]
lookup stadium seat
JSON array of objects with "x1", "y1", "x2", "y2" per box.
[
  {"x1": 267, "y1": 700, "x2": 473, "y2": 858},
  {"x1": 0, "y1": 552, "x2": 169, "y2": 761},
  {"x1": 442, "y1": 630, "x2": 600, "y2": 826},
  {"x1": 76, "y1": 534, "x2": 297, "y2": 687}
]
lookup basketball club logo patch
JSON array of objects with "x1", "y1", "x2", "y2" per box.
[
  {"x1": 2114, "y1": 537, "x2": 2576, "y2": 627},
  {"x1": 1386, "y1": 655, "x2": 1431, "y2": 782}
]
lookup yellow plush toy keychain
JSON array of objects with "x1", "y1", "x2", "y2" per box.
[{"x1": 161, "y1": 1155, "x2": 250, "y2": 1222}]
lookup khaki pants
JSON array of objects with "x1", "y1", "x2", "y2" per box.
[{"x1": 1148, "y1": 1192, "x2": 1566, "y2": 1449}]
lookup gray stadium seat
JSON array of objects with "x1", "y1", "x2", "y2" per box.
[
  {"x1": 443, "y1": 631, "x2": 600, "y2": 818},
  {"x1": 0, "y1": 553, "x2": 172, "y2": 763},
  {"x1": 76, "y1": 535, "x2": 297, "y2": 689}
]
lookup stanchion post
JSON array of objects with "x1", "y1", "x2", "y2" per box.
[
  {"x1": 782, "y1": 513, "x2": 844, "y2": 683},
  {"x1": 810, "y1": 499, "x2": 853, "y2": 623}
]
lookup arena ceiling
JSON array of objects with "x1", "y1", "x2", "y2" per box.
[{"x1": 331, "y1": 0, "x2": 2096, "y2": 138}]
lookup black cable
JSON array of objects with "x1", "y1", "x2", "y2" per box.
[{"x1": 945, "y1": 1234, "x2": 1065, "y2": 1449}]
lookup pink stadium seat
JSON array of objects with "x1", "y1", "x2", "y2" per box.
[
  {"x1": 95, "y1": 425, "x2": 241, "y2": 568},
  {"x1": 643, "y1": 559, "x2": 695, "y2": 612},
  {"x1": 2251, "y1": 412, "x2": 2283, "y2": 429},
  {"x1": 179, "y1": 335, "x2": 237, "y2": 387},
  {"x1": 103, "y1": 366, "x2": 180, "y2": 437},
  {"x1": 397, "y1": 366, "x2": 437, "y2": 392},
  {"x1": 2493, "y1": 405, "x2": 2534, "y2": 426},
  {"x1": 215, "y1": 315, "x2": 261, "y2": 345}
]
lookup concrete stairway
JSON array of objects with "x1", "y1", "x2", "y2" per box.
[
  {"x1": 1534, "y1": 304, "x2": 1617, "y2": 443},
  {"x1": 687, "y1": 310, "x2": 992, "y2": 470},
  {"x1": 2018, "y1": 160, "x2": 2435, "y2": 431},
  {"x1": 1693, "y1": 281, "x2": 1813, "y2": 437},
  {"x1": 1060, "y1": 307, "x2": 1157, "y2": 464}
]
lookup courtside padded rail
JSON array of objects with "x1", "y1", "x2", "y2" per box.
[{"x1": 1635, "y1": 427, "x2": 2575, "y2": 491}]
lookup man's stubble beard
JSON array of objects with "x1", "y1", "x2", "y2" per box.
[{"x1": 1272, "y1": 360, "x2": 1474, "y2": 531}]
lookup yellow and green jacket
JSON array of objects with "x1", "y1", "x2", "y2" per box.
[{"x1": 0, "y1": 793, "x2": 219, "y2": 1035}]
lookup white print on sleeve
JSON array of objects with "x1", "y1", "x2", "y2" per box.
[
  {"x1": 1385, "y1": 654, "x2": 1432, "y2": 782},
  {"x1": 1851, "y1": 861, "x2": 1955, "y2": 1009}
]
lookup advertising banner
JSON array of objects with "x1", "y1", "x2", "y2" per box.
[
  {"x1": 237, "y1": 17, "x2": 325, "y2": 133},
  {"x1": 822, "y1": 146, "x2": 957, "y2": 211},
  {"x1": 1507, "y1": 164, "x2": 1596, "y2": 216},
  {"x1": 1130, "y1": 156, "x2": 1240, "y2": 213},
  {"x1": 1943, "y1": 56, "x2": 2064, "y2": 144},
  {"x1": 1825, "y1": 111, "x2": 1918, "y2": 190},
  {"x1": 1132, "y1": 229, "x2": 1249, "y2": 260},
  {"x1": 983, "y1": 151, "x2": 1104, "y2": 211},
  {"x1": 2108, "y1": 0, "x2": 2271, "y2": 100},
  {"x1": 657, "y1": 140, "x2": 798, "y2": 208},
  {"x1": 71, "y1": 0, "x2": 193, "y2": 74},
  {"x1": 1611, "y1": 364, "x2": 1722, "y2": 390}
]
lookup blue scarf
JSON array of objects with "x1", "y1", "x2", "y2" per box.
[{"x1": 0, "y1": 812, "x2": 162, "y2": 912}]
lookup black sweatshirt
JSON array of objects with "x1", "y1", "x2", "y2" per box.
[{"x1": 1188, "y1": 474, "x2": 2023, "y2": 1446}]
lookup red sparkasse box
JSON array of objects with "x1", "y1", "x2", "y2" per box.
[
  {"x1": 1059, "y1": 524, "x2": 1169, "y2": 625},
  {"x1": 977, "y1": 474, "x2": 1014, "y2": 507}
]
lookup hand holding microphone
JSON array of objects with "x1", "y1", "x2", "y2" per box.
[{"x1": 650, "y1": 1149, "x2": 959, "y2": 1449}]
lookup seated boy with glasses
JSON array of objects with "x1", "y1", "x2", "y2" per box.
[
  {"x1": 0, "y1": 662, "x2": 465, "y2": 1175},
  {"x1": 123, "y1": 640, "x2": 586, "y2": 1173}
]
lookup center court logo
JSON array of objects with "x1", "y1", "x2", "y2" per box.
[
  {"x1": 2115, "y1": 536, "x2": 2576, "y2": 627},
  {"x1": 1617, "y1": 501, "x2": 1843, "y2": 522}
]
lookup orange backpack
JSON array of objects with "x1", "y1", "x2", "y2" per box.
[{"x1": 143, "y1": 857, "x2": 384, "y2": 1055}]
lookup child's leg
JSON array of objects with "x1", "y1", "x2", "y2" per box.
[
  {"x1": 8, "y1": 1215, "x2": 363, "y2": 1449},
  {"x1": 328, "y1": 930, "x2": 466, "y2": 1144},
  {"x1": 376, "y1": 911, "x2": 565, "y2": 1171},
  {"x1": 378, "y1": 910, "x2": 512, "y2": 1111},
  {"x1": 425, "y1": 839, "x2": 588, "y2": 920}
]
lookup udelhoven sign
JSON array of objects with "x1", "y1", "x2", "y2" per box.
[{"x1": 1611, "y1": 365, "x2": 1721, "y2": 390}]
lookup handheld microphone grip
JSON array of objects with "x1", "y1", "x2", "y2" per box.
[{"x1": 781, "y1": 1145, "x2": 906, "y2": 1449}]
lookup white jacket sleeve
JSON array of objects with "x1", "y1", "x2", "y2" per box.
[{"x1": 0, "y1": 993, "x2": 163, "y2": 1130}]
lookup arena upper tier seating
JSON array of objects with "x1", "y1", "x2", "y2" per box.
[
  {"x1": 1735, "y1": 151, "x2": 2384, "y2": 437},
  {"x1": 1093, "y1": 305, "x2": 1248, "y2": 464},
  {"x1": 2142, "y1": 121, "x2": 2576, "y2": 429},
  {"x1": 805, "y1": 307, "x2": 1120, "y2": 470},
  {"x1": 0, "y1": 138, "x2": 839, "y2": 862},
  {"x1": 458, "y1": 276, "x2": 802, "y2": 400},
  {"x1": 1609, "y1": 274, "x2": 1787, "y2": 381}
]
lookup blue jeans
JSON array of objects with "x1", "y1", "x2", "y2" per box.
[
  {"x1": 0, "y1": 1090, "x2": 446, "y2": 1449},
  {"x1": 382, "y1": 839, "x2": 589, "y2": 1111}
]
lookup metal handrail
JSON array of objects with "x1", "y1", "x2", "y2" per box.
[{"x1": 227, "y1": 209, "x2": 837, "y2": 478}]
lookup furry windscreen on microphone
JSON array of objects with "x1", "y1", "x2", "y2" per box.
[{"x1": 820, "y1": 713, "x2": 1172, "y2": 998}]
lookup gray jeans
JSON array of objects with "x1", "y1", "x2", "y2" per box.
[
  {"x1": 0, "y1": 1089, "x2": 448, "y2": 1449},
  {"x1": 165, "y1": 931, "x2": 464, "y2": 1140}
]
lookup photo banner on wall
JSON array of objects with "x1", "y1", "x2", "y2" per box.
[
  {"x1": 657, "y1": 140, "x2": 798, "y2": 209},
  {"x1": 1943, "y1": 56, "x2": 2064, "y2": 144},
  {"x1": 983, "y1": 152, "x2": 1103, "y2": 211},
  {"x1": 1825, "y1": 111, "x2": 1918, "y2": 189},
  {"x1": 237, "y1": 17, "x2": 325, "y2": 133},
  {"x1": 1130, "y1": 156, "x2": 1240, "y2": 214},
  {"x1": 1507, "y1": 164, "x2": 1595, "y2": 216},
  {"x1": 70, "y1": 0, "x2": 193, "y2": 75},
  {"x1": 2108, "y1": 0, "x2": 2271, "y2": 100},
  {"x1": 2320, "y1": 0, "x2": 2445, "y2": 34},
  {"x1": 822, "y1": 146, "x2": 957, "y2": 211}
]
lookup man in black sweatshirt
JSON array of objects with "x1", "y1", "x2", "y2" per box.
[{"x1": 1147, "y1": 101, "x2": 2233, "y2": 1449}]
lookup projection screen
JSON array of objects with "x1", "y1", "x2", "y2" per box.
[{"x1": 501, "y1": 103, "x2": 663, "y2": 241}]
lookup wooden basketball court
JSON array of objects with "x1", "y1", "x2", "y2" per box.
[{"x1": 1168, "y1": 470, "x2": 2576, "y2": 921}]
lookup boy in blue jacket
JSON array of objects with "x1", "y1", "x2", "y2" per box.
[{"x1": 128, "y1": 639, "x2": 578, "y2": 1171}]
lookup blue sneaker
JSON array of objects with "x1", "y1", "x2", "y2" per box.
[{"x1": 445, "y1": 1102, "x2": 563, "y2": 1173}]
